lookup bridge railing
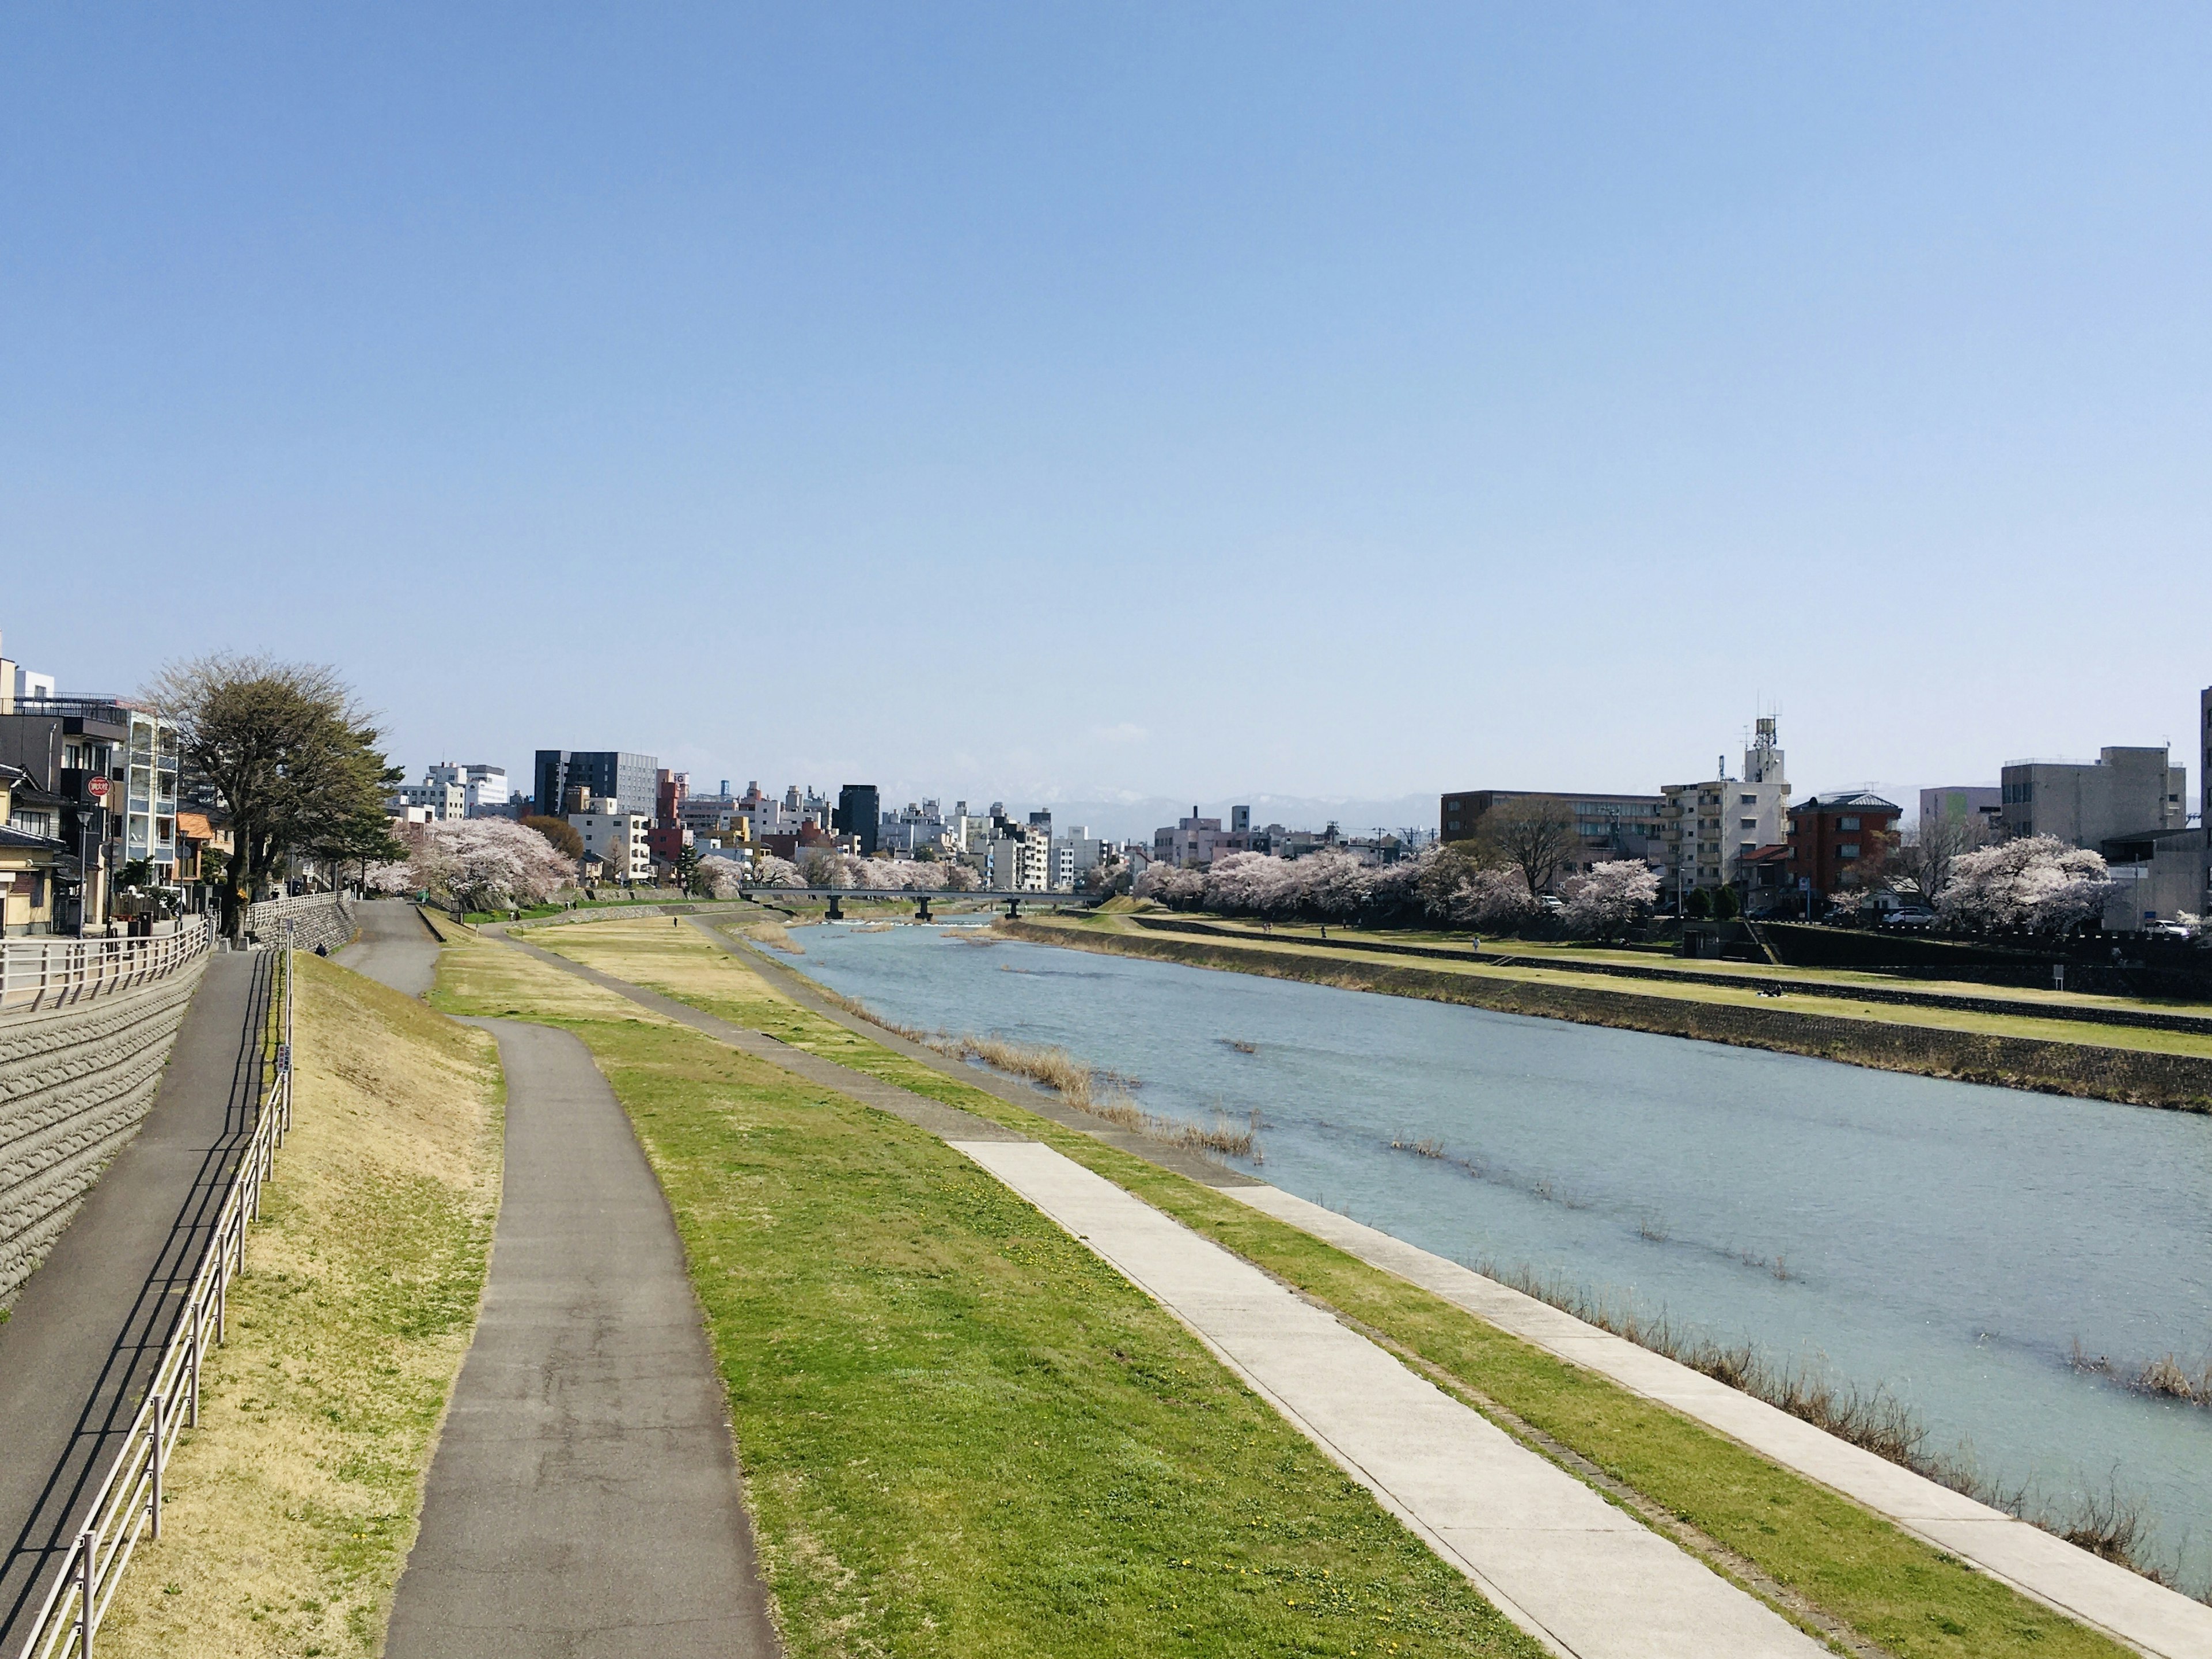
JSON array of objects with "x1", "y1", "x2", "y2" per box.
[
  {"x1": 11, "y1": 932, "x2": 297, "y2": 1659},
  {"x1": 0, "y1": 916, "x2": 217, "y2": 1015}
]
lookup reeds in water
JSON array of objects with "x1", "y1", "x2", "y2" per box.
[{"x1": 2070, "y1": 1339, "x2": 2212, "y2": 1408}]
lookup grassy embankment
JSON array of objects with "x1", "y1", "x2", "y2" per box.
[
  {"x1": 431, "y1": 926, "x2": 1544, "y2": 1659},
  {"x1": 1006, "y1": 912, "x2": 2212, "y2": 1109},
  {"x1": 515, "y1": 918, "x2": 2142, "y2": 1659},
  {"x1": 101, "y1": 953, "x2": 502, "y2": 1659}
]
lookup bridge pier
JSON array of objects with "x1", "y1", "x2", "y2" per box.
[
  {"x1": 825, "y1": 895, "x2": 844, "y2": 922},
  {"x1": 914, "y1": 895, "x2": 933, "y2": 922},
  {"x1": 1005, "y1": 896, "x2": 1022, "y2": 920}
]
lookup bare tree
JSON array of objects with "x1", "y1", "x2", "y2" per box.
[
  {"x1": 1478, "y1": 796, "x2": 1582, "y2": 898},
  {"x1": 1889, "y1": 813, "x2": 1987, "y2": 906},
  {"x1": 146, "y1": 656, "x2": 392, "y2": 935}
]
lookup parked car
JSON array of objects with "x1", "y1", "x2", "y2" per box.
[
  {"x1": 2142, "y1": 921, "x2": 2195, "y2": 942},
  {"x1": 1879, "y1": 906, "x2": 1938, "y2": 929}
]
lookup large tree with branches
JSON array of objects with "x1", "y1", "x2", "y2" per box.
[
  {"x1": 1476, "y1": 796, "x2": 1582, "y2": 899},
  {"x1": 146, "y1": 656, "x2": 395, "y2": 935}
]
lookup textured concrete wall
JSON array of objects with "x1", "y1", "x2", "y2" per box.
[
  {"x1": 247, "y1": 895, "x2": 355, "y2": 956},
  {"x1": 0, "y1": 963, "x2": 207, "y2": 1307},
  {"x1": 1007, "y1": 922, "x2": 2212, "y2": 1113}
]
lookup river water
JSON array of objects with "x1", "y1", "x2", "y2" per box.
[{"x1": 790, "y1": 919, "x2": 2212, "y2": 1589}]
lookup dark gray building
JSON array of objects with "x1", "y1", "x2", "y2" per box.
[
  {"x1": 834, "y1": 783, "x2": 880, "y2": 856},
  {"x1": 535, "y1": 750, "x2": 658, "y2": 819}
]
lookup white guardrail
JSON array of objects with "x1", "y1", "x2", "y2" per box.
[
  {"x1": 12, "y1": 931, "x2": 296, "y2": 1659},
  {"x1": 0, "y1": 916, "x2": 217, "y2": 1015}
]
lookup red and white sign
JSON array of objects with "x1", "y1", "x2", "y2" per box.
[{"x1": 87, "y1": 776, "x2": 110, "y2": 799}]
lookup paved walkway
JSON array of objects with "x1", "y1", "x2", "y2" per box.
[
  {"x1": 336, "y1": 899, "x2": 442, "y2": 997},
  {"x1": 499, "y1": 923, "x2": 1830, "y2": 1657},
  {"x1": 0, "y1": 950, "x2": 272, "y2": 1646},
  {"x1": 965, "y1": 1138, "x2": 1821, "y2": 1657},
  {"x1": 380, "y1": 1015, "x2": 778, "y2": 1659},
  {"x1": 1232, "y1": 1185, "x2": 2212, "y2": 1659}
]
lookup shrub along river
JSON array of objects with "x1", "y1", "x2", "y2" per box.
[{"x1": 791, "y1": 918, "x2": 2212, "y2": 1591}]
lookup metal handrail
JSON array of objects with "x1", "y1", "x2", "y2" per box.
[
  {"x1": 12, "y1": 931, "x2": 296, "y2": 1659},
  {"x1": 0, "y1": 918, "x2": 216, "y2": 1014}
]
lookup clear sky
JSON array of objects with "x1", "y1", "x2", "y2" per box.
[{"x1": 4, "y1": 5, "x2": 2207, "y2": 813}]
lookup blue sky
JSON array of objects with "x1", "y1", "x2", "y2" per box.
[{"x1": 4, "y1": 5, "x2": 2207, "y2": 814}]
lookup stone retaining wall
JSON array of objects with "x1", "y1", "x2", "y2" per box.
[
  {"x1": 1008, "y1": 922, "x2": 2212, "y2": 1113},
  {"x1": 0, "y1": 962, "x2": 208, "y2": 1306},
  {"x1": 247, "y1": 893, "x2": 355, "y2": 955}
]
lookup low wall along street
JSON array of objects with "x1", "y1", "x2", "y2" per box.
[
  {"x1": 0, "y1": 960, "x2": 208, "y2": 1306},
  {"x1": 1006, "y1": 921, "x2": 2212, "y2": 1114}
]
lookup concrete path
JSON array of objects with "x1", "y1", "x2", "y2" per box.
[
  {"x1": 336, "y1": 898, "x2": 442, "y2": 997},
  {"x1": 0, "y1": 951, "x2": 272, "y2": 1646},
  {"x1": 382, "y1": 1017, "x2": 778, "y2": 1659},
  {"x1": 961, "y1": 1139, "x2": 1822, "y2": 1658},
  {"x1": 497, "y1": 924, "x2": 1830, "y2": 1658},
  {"x1": 1233, "y1": 1185, "x2": 2212, "y2": 1659}
]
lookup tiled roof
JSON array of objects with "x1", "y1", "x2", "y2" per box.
[{"x1": 1793, "y1": 791, "x2": 1900, "y2": 813}]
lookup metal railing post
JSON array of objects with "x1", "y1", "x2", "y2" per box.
[
  {"x1": 147, "y1": 1393, "x2": 164, "y2": 1539},
  {"x1": 77, "y1": 1529, "x2": 95, "y2": 1657}
]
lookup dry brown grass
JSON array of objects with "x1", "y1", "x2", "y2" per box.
[
  {"x1": 100, "y1": 953, "x2": 502, "y2": 1659},
  {"x1": 743, "y1": 921, "x2": 805, "y2": 955}
]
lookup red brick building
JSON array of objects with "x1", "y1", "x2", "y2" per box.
[{"x1": 1787, "y1": 792, "x2": 1902, "y2": 900}]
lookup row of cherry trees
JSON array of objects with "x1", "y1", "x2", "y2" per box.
[
  {"x1": 1135, "y1": 847, "x2": 1660, "y2": 940},
  {"x1": 744, "y1": 851, "x2": 983, "y2": 892}
]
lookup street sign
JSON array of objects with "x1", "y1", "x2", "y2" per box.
[
  {"x1": 87, "y1": 776, "x2": 109, "y2": 799},
  {"x1": 1797, "y1": 876, "x2": 1810, "y2": 891}
]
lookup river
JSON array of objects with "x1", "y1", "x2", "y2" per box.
[{"x1": 787, "y1": 918, "x2": 2212, "y2": 1590}]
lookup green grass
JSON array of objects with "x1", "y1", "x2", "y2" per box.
[
  {"x1": 515, "y1": 918, "x2": 2141, "y2": 1659},
  {"x1": 431, "y1": 931, "x2": 1544, "y2": 1658},
  {"x1": 1039, "y1": 914, "x2": 2212, "y2": 1063},
  {"x1": 103, "y1": 953, "x2": 503, "y2": 1658}
]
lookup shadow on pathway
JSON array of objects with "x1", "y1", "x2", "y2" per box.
[{"x1": 0, "y1": 949, "x2": 272, "y2": 1646}]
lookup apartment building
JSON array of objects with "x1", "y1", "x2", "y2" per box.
[
  {"x1": 1657, "y1": 719, "x2": 1790, "y2": 895},
  {"x1": 567, "y1": 792, "x2": 653, "y2": 884}
]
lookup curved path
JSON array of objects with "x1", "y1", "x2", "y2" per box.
[
  {"x1": 0, "y1": 951, "x2": 272, "y2": 1646},
  {"x1": 345, "y1": 917, "x2": 779, "y2": 1657},
  {"x1": 335, "y1": 898, "x2": 443, "y2": 997}
]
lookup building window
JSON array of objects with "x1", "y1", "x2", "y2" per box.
[
  {"x1": 1839, "y1": 817, "x2": 1859, "y2": 831},
  {"x1": 1839, "y1": 844, "x2": 1860, "y2": 860}
]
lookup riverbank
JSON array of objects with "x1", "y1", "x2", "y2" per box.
[
  {"x1": 494, "y1": 916, "x2": 2181, "y2": 1657},
  {"x1": 98, "y1": 953, "x2": 502, "y2": 1658},
  {"x1": 1005, "y1": 915, "x2": 2212, "y2": 1112},
  {"x1": 427, "y1": 925, "x2": 1551, "y2": 1658}
]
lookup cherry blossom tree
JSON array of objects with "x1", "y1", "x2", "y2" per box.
[
  {"x1": 404, "y1": 818, "x2": 576, "y2": 912},
  {"x1": 363, "y1": 860, "x2": 416, "y2": 896},
  {"x1": 1452, "y1": 866, "x2": 1541, "y2": 930},
  {"x1": 1559, "y1": 860, "x2": 1659, "y2": 941},
  {"x1": 1936, "y1": 835, "x2": 2115, "y2": 934},
  {"x1": 751, "y1": 854, "x2": 804, "y2": 887}
]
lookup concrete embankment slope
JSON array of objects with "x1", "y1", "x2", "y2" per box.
[
  {"x1": 1004, "y1": 919, "x2": 2212, "y2": 1111},
  {"x1": 0, "y1": 951, "x2": 270, "y2": 1647},
  {"x1": 0, "y1": 960, "x2": 207, "y2": 1307}
]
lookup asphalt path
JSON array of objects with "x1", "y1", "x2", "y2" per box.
[
  {"x1": 0, "y1": 950, "x2": 271, "y2": 1646},
  {"x1": 381, "y1": 1014, "x2": 779, "y2": 1659},
  {"x1": 335, "y1": 899, "x2": 442, "y2": 996}
]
